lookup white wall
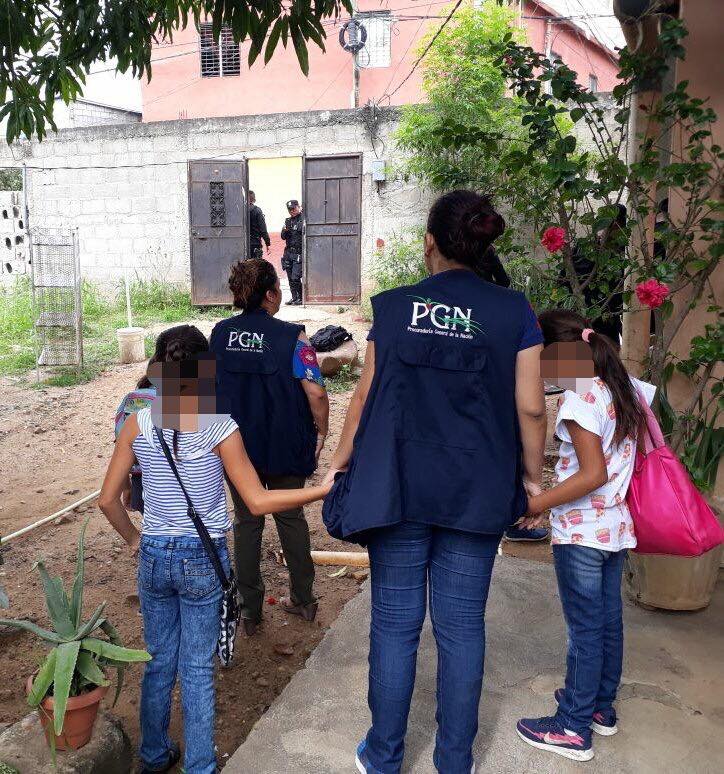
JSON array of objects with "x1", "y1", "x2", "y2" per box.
[{"x1": 0, "y1": 108, "x2": 428, "y2": 289}]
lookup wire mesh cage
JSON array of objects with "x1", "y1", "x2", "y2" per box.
[{"x1": 30, "y1": 228, "x2": 83, "y2": 377}]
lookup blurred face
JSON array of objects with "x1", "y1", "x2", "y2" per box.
[
  {"x1": 148, "y1": 355, "x2": 228, "y2": 431},
  {"x1": 288, "y1": 205, "x2": 301, "y2": 217},
  {"x1": 541, "y1": 341, "x2": 595, "y2": 393}
]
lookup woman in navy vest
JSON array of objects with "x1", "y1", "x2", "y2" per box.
[
  {"x1": 324, "y1": 191, "x2": 547, "y2": 774},
  {"x1": 210, "y1": 259, "x2": 329, "y2": 635}
]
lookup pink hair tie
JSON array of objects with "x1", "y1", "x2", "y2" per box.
[{"x1": 582, "y1": 328, "x2": 594, "y2": 343}]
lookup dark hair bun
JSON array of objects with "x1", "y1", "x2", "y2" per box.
[
  {"x1": 427, "y1": 190, "x2": 505, "y2": 268},
  {"x1": 461, "y1": 207, "x2": 505, "y2": 243}
]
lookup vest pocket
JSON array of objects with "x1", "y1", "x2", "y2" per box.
[
  {"x1": 397, "y1": 438, "x2": 479, "y2": 522},
  {"x1": 395, "y1": 338, "x2": 489, "y2": 451}
]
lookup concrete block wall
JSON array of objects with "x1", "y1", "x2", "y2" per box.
[
  {"x1": 0, "y1": 102, "x2": 618, "y2": 294},
  {"x1": 0, "y1": 108, "x2": 434, "y2": 290},
  {"x1": 0, "y1": 191, "x2": 29, "y2": 281}
]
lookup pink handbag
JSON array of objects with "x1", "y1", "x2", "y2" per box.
[{"x1": 627, "y1": 393, "x2": 724, "y2": 556}]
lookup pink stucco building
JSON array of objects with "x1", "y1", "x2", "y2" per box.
[{"x1": 141, "y1": 0, "x2": 619, "y2": 122}]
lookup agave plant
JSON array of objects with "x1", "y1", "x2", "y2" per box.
[{"x1": 0, "y1": 519, "x2": 150, "y2": 737}]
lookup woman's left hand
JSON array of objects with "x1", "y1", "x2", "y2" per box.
[{"x1": 128, "y1": 530, "x2": 141, "y2": 556}]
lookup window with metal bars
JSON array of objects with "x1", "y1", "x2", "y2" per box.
[
  {"x1": 356, "y1": 13, "x2": 392, "y2": 69},
  {"x1": 199, "y1": 23, "x2": 240, "y2": 77}
]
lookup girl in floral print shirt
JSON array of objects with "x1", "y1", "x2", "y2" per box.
[{"x1": 515, "y1": 310, "x2": 653, "y2": 764}]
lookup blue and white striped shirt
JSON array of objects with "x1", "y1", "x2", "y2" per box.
[{"x1": 133, "y1": 408, "x2": 238, "y2": 538}]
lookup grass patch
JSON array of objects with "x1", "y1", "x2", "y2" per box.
[
  {"x1": 0, "y1": 277, "x2": 227, "y2": 386},
  {"x1": 325, "y1": 364, "x2": 360, "y2": 394}
]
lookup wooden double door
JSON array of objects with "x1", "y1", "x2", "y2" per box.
[{"x1": 188, "y1": 154, "x2": 361, "y2": 306}]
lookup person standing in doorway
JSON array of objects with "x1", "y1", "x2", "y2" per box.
[
  {"x1": 210, "y1": 258, "x2": 329, "y2": 636},
  {"x1": 281, "y1": 199, "x2": 304, "y2": 305},
  {"x1": 248, "y1": 191, "x2": 271, "y2": 260}
]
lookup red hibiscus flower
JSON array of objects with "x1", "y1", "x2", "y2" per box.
[
  {"x1": 635, "y1": 279, "x2": 670, "y2": 309},
  {"x1": 299, "y1": 345, "x2": 318, "y2": 366},
  {"x1": 541, "y1": 226, "x2": 566, "y2": 253}
]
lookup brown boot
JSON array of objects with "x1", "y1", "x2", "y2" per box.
[
  {"x1": 242, "y1": 617, "x2": 260, "y2": 637},
  {"x1": 281, "y1": 599, "x2": 318, "y2": 622}
]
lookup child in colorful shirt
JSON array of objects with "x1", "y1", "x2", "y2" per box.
[{"x1": 515, "y1": 310, "x2": 654, "y2": 763}]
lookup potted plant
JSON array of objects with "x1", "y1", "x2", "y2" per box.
[{"x1": 0, "y1": 520, "x2": 150, "y2": 752}]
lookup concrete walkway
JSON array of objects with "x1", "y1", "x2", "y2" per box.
[{"x1": 226, "y1": 556, "x2": 724, "y2": 774}]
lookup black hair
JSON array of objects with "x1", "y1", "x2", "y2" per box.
[
  {"x1": 228, "y1": 258, "x2": 278, "y2": 311},
  {"x1": 538, "y1": 309, "x2": 644, "y2": 446},
  {"x1": 137, "y1": 324, "x2": 209, "y2": 458},
  {"x1": 426, "y1": 190, "x2": 505, "y2": 269}
]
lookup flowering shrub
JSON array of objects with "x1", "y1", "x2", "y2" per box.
[
  {"x1": 635, "y1": 279, "x2": 670, "y2": 309},
  {"x1": 541, "y1": 227, "x2": 566, "y2": 254}
]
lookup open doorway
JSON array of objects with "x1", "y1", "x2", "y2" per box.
[{"x1": 248, "y1": 157, "x2": 302, "y2": 303}]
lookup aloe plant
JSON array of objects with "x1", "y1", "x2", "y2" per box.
[{"x1": 0, "y1": 519, "x2": 150, "y2": 738}]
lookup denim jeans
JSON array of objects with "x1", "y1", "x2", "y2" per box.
[
  {"x1": 364, "y1": 521, "x2": 500, "y2": 774},
  {"x1": 552, "y1": 544, "x2": 627, "y2": 734},
  {"x1": 138, "y1": 535, "x2": 229, "y2": 774}
]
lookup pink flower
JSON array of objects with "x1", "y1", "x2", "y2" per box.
[
  {"x1": 635, "y1": 279, "x2": 670, "y2": 309},
  {"x1": 541, "y1": 226, "x2": 566, "y2": 253}
]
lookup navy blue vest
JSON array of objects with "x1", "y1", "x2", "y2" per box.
[
  {"x1": 210, "y1": 310, "x2": 317, "y2": 477},
  {"x1": 324, "y1": 269, "x2": 531, "y2": 543}
]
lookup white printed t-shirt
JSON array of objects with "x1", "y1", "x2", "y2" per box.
[{"x1": 550, "y1": 376, "x2": 656, "y2": 552}]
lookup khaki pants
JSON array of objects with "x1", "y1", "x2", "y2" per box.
[{"x1": 228, "y1": 474, "x2": 316, "y2": 623}]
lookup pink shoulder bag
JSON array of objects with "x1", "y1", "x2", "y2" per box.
[{"x1": 627, "y1": 392, "x2": 724, "y2": 556}]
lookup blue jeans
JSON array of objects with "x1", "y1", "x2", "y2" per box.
[
  {"x1": 553, "y1": 544, "x2": 627, "y2": 734},
  {"x1": 365, "y1": 521, "x2": 500, "y2": 774},
  {"x1": 138, "y1": 535, "x2": 229, "y2": 774}
]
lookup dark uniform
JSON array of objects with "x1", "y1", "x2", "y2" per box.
[
  {"x1": 281, "y1": 200, "x2": 304, "y2": 304},
  {"x1": 249, "y1": 203, "x2": 270, "y2": 260},
  {"x1": 210, "y1": 309, "x2": 317, "y2": 625}
]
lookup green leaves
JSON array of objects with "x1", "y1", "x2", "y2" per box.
[
  {"x1": 81, "y1": 638, "x2": 152, "y2": 663},
  {"x1": 52, "y1": 641, "x2": 82, "y2": 734},
  {"x1": 27, "y1": 650, "x2": 58, "y2": 707},
  {"x1": 0, "y1": 618, "x2": 66, "y2": 644},
  {"x1": 75, "y1": 652, "x2": 110, "y2": 688},
  {"x1": 32, "y1": 562, "x2": 75, "y2": 640},
  {"x1": 69, "y1": 518, "x2": 88, "y2": 629},
  {"x1": 3, "y1": 1, "x2": 352, "y2": 141}
]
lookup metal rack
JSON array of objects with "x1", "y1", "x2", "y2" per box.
[{"x1": 31, "y1": 228, "x2": 83, "y2": 380}]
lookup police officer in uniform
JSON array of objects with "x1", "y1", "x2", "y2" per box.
[
  {"x1": 248, "y1": 190, "x2": 271, "y2": 260},
  {"x1": 281, "y1": 199, "x2": 304, "y2": 305},
  {"x1": 323, "y1": 190, "x2": 546, "y2": 773},
  {"x1": 210, "y1": 258, "x2": 329, "y2": 636}
]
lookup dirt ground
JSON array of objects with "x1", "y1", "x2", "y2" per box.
[{"x1": 0, "y1": 307, "x2": 558, "y2": 767}]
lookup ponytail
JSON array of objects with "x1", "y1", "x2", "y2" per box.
[{"x1": 538, "y1": 310, "x2": 644, "y2": 446}]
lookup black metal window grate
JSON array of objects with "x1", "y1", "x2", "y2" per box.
[
  {"x1": 209, "y1": 181, "x2": 226, "y2": 227},
  {"x1": 200, "y1": 23, "x2": 220, "y2": 77},
  {"x1": 200, "y1": 23, "x2": 240, "y2": 77}
]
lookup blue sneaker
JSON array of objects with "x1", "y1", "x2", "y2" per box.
[
  {"x1": 504, "y1": 526, "x2": 550, "y2": 542},
  {"x1": 355, "y1": 740, "x2": 370, "y2": 773},
  {"x1": 554, "y1": 688, "x2": 619, "y2": 736},
  {"x1": 516, "y1": 715, "x2": 594, "y2": 762}
]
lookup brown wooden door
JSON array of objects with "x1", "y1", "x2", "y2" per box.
[
  {"x1": 188, "y1": 159, "x2": 248, "y2": 306},
  {"x1": 303, "y1": 155, "x2": 362, "y2": 303}
]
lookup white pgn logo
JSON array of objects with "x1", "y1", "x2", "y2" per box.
[
  {"x1": 411, "y1": 302, "x2": 473, "y2": 331},
  {"x1": 227, "y1": 330, "x2": 265, "y2": 351}
]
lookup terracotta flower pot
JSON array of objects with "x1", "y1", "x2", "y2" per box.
[{"x1": 25, "y1": 674, "x2": 109, "y2": 750}]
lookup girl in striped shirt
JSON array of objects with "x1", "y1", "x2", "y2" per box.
[{"x1": 99, "y1": 325, "x2": 331, "y2": 774}]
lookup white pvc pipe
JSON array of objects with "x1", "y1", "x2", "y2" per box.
[{"x1": 2, "y1": 489, "x2": 101, "y2": 544}]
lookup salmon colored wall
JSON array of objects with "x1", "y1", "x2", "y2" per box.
[
  {"x1": 141, "y1": 0, "x2": 619, "y2": 122},
  {"x1": 524, "y1": 2, "x2": 619, "y2": 92},
  {"x1": 667, "y1": 0, "x2": 724, "y2": 501}
]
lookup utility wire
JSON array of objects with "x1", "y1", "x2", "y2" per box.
[{"x1": 379, "y1": 0, "x2": 465, "y2": 105}]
